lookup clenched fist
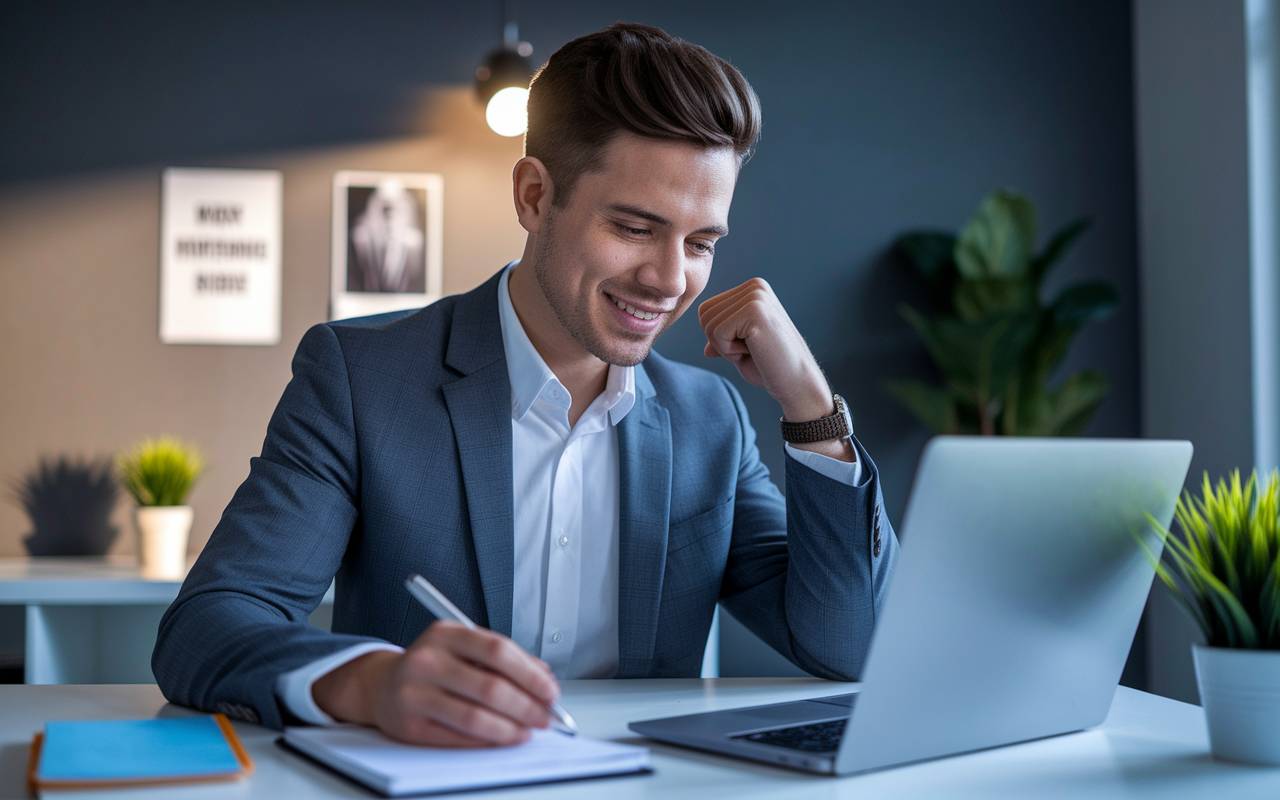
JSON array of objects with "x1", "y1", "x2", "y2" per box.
[{"x1": 699, "y1": 278, "x2": 854, "y2": 462}]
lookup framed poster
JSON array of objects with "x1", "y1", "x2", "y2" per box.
[
  {"x1": 159, "y1": 168, "x2": 282, "y2": 344},
  {"x1": 330, "y1": 171, "x2": 443, "y2": 321}
]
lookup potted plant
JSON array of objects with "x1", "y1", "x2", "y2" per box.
[
  {"x1": 12, "y1": 456, "x2": 120, "y2": 556},
  {"x1": 1145, "y1": 469, "x2": 1280, "y2": 765},
  {"x1": 884, "y1": 189, "x2": 1119, "y2": 436},
  {"x1": 118, "y1": 437, "x2": 204, "y2": 580}
]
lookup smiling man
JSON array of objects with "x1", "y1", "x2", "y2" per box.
[{"x1": 153, "y1": 23, "x2": 898, "y2": 747}]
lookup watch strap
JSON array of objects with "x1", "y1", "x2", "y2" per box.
[{"x1": 780, "y1": 394, "x2": 852, "y2": 444}]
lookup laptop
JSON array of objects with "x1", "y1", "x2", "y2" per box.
[{"x1": 629, "y1": 437, "x2": 1193, "y2": 775}]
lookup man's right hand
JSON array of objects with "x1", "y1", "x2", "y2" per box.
[{"x1": 311, "y1": 621, "x2": 560, "y2": 747}]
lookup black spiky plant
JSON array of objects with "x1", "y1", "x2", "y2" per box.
[{"x1": 13, "y1": 456, "x2": 120, "y2": 556}]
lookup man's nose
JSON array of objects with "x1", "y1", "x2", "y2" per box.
[{"x1": 638, "y1": 239, "x2": 687, "y2": 299}]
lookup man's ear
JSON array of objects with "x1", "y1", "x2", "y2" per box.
[{"x1": 513, "y1": 156, "x2": 554, "y2": 235}]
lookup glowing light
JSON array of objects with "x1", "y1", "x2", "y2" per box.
[{"x1": 486, "y1": 86, "x2": 528, "y2": 137}]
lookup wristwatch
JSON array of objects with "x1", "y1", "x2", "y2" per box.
[{"x1": 780, "y1": 394, "x2": 854, "y2": 444}]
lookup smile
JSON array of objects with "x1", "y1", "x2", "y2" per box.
[{"x1": 609, "y1": 295, "x2": 664, "y2": 321}]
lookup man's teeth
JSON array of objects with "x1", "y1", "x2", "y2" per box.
[{"x1": 613, "y1": 296, "x2": 660, "y2": 321}]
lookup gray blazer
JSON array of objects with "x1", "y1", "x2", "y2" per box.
[{"x1": 152, "y1": 270, "x2": 898, "y2": 728}]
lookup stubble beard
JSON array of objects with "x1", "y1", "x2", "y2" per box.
[{"x1": 530, "y1": 211, "x2": 679, "y2": 368}]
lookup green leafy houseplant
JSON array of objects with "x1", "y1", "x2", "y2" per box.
[
  {"x1": 117, "y1": 437, "x2": 204, "y2": 507},
  {"x1": 1145, "y1": 470, "x2": 1280, "y2": 649},
  {"x1": 883, "y1": 189, "x2": 1120, "y2": 436}
]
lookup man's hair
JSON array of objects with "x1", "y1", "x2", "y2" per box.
[{"x1": 525, "y1": 22, "x2": 762, "y2": 205}]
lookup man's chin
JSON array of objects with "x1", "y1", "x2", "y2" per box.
[
  {"x1": 592, "y1": 336, "x2": 656, "y2": 368},
  {"x1": 599, "y1": 346, "x2": 652, "y2": 368}
]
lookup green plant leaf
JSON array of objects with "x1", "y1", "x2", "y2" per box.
[
  {"x1": 1041, "y1": 370, "x2": 1109, "y2": 436},
  {"x1": 952, "y1": 278, "x2": 1037, "y2": 321},
  {"x1": 899, "y1": 305, "x2": 1038, "y2": 434},
  {"x1": 954, "y1": 190, "x2": 1038, "y2": 280},
  {"x1": 117, "y1": 437, "x2": 204, "y2": 507},
  {"x1": 896, "y1": 232, "x2": 958, "y2": 285},
  {"x1": 880, "y1": 379, "x2": 959, "y2": 434},
  {"x1": 1050, "y1": 281, "x2": 1120, "y2": 329},
  {"x1": 1138, "y1": 514, "x2": 1214, "y2": 641},
  {"x1": 1030, "y1": 218, "x2": 1091, "y2": 281},
  {"x1": 1143, "y1": 472, "x2": 1280, "y2": 650}
]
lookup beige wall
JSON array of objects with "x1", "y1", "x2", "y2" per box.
[{"x1": 0, "y1": 88, "x2": 526, "y2": 557}]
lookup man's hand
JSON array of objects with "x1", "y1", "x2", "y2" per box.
[
  {"x1": 698, "y1": 278, "x2": 853, "y2": 462},
  {"x1": 312, "y1": 621, "x2": 560, "y2": 747}
]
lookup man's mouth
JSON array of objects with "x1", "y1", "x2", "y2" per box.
[{"x1": 608, "y1": 293, "x2": 668, "y2": 321}]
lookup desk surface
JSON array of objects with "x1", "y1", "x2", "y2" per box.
[
  {"x1": 2, "y1": 679, "x2": 1277, "y2": 799},
  {"x1": 0, "y1": 556, "x2": 186, "y2": 604},
  {"x1": 0, "y1": 557, "x2": 333, "y2": 606}
]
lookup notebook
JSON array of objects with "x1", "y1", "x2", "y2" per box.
[
  {"x1": 27, "y1": 715, "x2": 254, "y2": 792},
  {"x1": 282, "y1": 725, "x2": 650, "y2": 796}
]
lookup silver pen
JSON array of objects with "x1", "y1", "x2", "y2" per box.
[{"x1": 404, "y1": 574, "x2": 579, "y2": 736}]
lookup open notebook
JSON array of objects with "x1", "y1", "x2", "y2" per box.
[{"x1": 282, "y1": 726, "x2": 650, "y2": 796}]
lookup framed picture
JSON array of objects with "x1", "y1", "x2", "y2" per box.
[
  {"x1": 160, "y1": 168, "x2": 282, "y2": 344},
  {"x1": 330, "y1": 170, "x2": 443, "y2": 321}
]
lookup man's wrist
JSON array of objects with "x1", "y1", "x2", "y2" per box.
[
  {"x1": 312, "y1": 649, "x2": 398, "y2": 725},
  {"x1": 776, "y1": 370, "x2": 835, "y2": 424},
  {"x1": 780, "y1": 386, "x2": 856, "y2": 463}
]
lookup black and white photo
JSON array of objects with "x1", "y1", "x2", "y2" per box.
[{"x1": 331, "y1": 171, "x2": 443, "y2": 320}]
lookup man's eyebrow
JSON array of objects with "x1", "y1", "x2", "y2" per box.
[{"x1": 607, "y1": 203, "x2": 728, "y2": 237}]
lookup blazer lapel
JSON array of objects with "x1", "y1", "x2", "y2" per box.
[
  {"x1": 441, "y1": 273, "x2": 515, "y2": 636},
  {"x1": 615, "y1": 364, "x2": 672, "y2": 677}
]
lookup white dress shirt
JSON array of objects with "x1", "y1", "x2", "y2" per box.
[{"x1": 276, "y1": 262, "x2": 860, "y2": 724}]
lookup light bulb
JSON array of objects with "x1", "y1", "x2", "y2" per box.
[{"x1": 485, "y1": 86, "x2": 528, "y2": 137}]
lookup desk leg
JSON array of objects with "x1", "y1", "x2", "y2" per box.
[
  {"x1": 701, "y1": 605, "x2": 720, "y2": 679},
  {"x1": 25, "y1": 605, "x2": 94, "y2": 684},
  {"x1": 24, "y1": 605, "x2": 168, "y2": 684}
]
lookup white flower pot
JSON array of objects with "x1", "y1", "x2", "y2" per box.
[
  {"x1": 135, "y1": 505, "x2": 193, "y2": 580},
  {"x1": 1194, "y1": 644, "x2": 1280, "y2": 765}
]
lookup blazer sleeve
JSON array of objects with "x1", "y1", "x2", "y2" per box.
[
  {"x1": 716, "y1": 378, "x2": 898, "y2": 680},
  {"x1": 152, "y1": 323, "x2": 385, "y2": 729}
]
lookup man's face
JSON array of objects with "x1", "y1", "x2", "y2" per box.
[{"x1": 530, "y1": 134, "x2": 738, "y2": 367}]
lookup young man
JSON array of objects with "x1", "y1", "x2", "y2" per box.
[{"x1": 153, "y1": 23, "x2": 897, "y2": 747}]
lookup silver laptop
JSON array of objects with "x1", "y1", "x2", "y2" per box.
[{"x1": 629, "y1": 437, "x2": 1193, "y2": 775}]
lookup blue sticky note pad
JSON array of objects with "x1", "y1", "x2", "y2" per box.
[{"x1": 39, "y1": 717, "x2": 242, "y2": 780}]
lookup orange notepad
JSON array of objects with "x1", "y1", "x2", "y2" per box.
[{"x1": 27, "y1": 714, "x2": 254, "y2": 792}]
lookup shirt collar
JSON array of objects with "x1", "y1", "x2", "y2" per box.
[{"x1": 497, "y1": 262, "x2": 636, "y2": 426}]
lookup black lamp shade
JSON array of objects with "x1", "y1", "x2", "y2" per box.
[{"x1": 476, "y1": 48, "x2": 533, "y2": 104}]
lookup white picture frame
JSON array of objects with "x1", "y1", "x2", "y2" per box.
[
  {"x1": 159, "y1": 168, "x2": 282, "y2": 345},
  {"x1": 330, "y1": 170, "x2": 444, "y2": 321}
]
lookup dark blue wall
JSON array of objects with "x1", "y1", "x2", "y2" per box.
[
  {"x1": 1, "y1": 0, "x2": 1140, "y2": 674},
  {"x1": 1, "y1": 0, "x2": 1139, "y2": 517}
]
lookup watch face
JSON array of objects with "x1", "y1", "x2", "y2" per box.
[{"x1": 836, "y1": 394, "x2": 854, "y2": 438}]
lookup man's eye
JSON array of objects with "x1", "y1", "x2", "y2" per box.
[
  {"x1": 617, "y1": 223, "x2": 650, "y2": 236},
  {"x1": 690, "y1": 241, "x2": 715, "y2": 255}
]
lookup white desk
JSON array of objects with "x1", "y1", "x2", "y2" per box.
[
  {"x1": 2, "y1": 679, "x2": 1277, "y2": 799},
  {"x1": 0, "y1": 557, "x2": 332, "y2": 685}
]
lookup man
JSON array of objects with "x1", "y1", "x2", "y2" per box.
[{"x1": 153, "y1": 22, "x2": 897, "y2": 748}]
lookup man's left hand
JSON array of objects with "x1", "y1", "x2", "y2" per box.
[{"x1": 698, "y1": 278, "x2": 854, "y2": 462}]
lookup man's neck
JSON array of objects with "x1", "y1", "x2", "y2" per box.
[{"x1": 507, "y1": 261, "x2": 610, "y2": 426}]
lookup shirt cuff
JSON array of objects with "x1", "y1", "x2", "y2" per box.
[
  {"x1": 275, "y1": 642, "x2": 404, "y2": 726},
  {"x1": 785, "y1": 442, "x2": 863, "y2": 486}
]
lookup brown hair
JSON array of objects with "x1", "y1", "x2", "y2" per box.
[{"x1": 525, "y1": 22, "x2": 762, "y2": 206}]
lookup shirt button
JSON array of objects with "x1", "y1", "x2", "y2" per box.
[
  {"x1": 559, "y1": 535, "x2": 569, "y2": 547},
  {"x1": 551, "y1": 632, "x2": 563, "y2": 644},
  {"x1": 551, "y1": 388, "x2": 560, "y2": 399}
]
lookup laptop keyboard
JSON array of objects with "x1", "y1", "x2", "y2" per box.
[{"x1": 733, "y1": 718, "x2": 848, "y2": 753}]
